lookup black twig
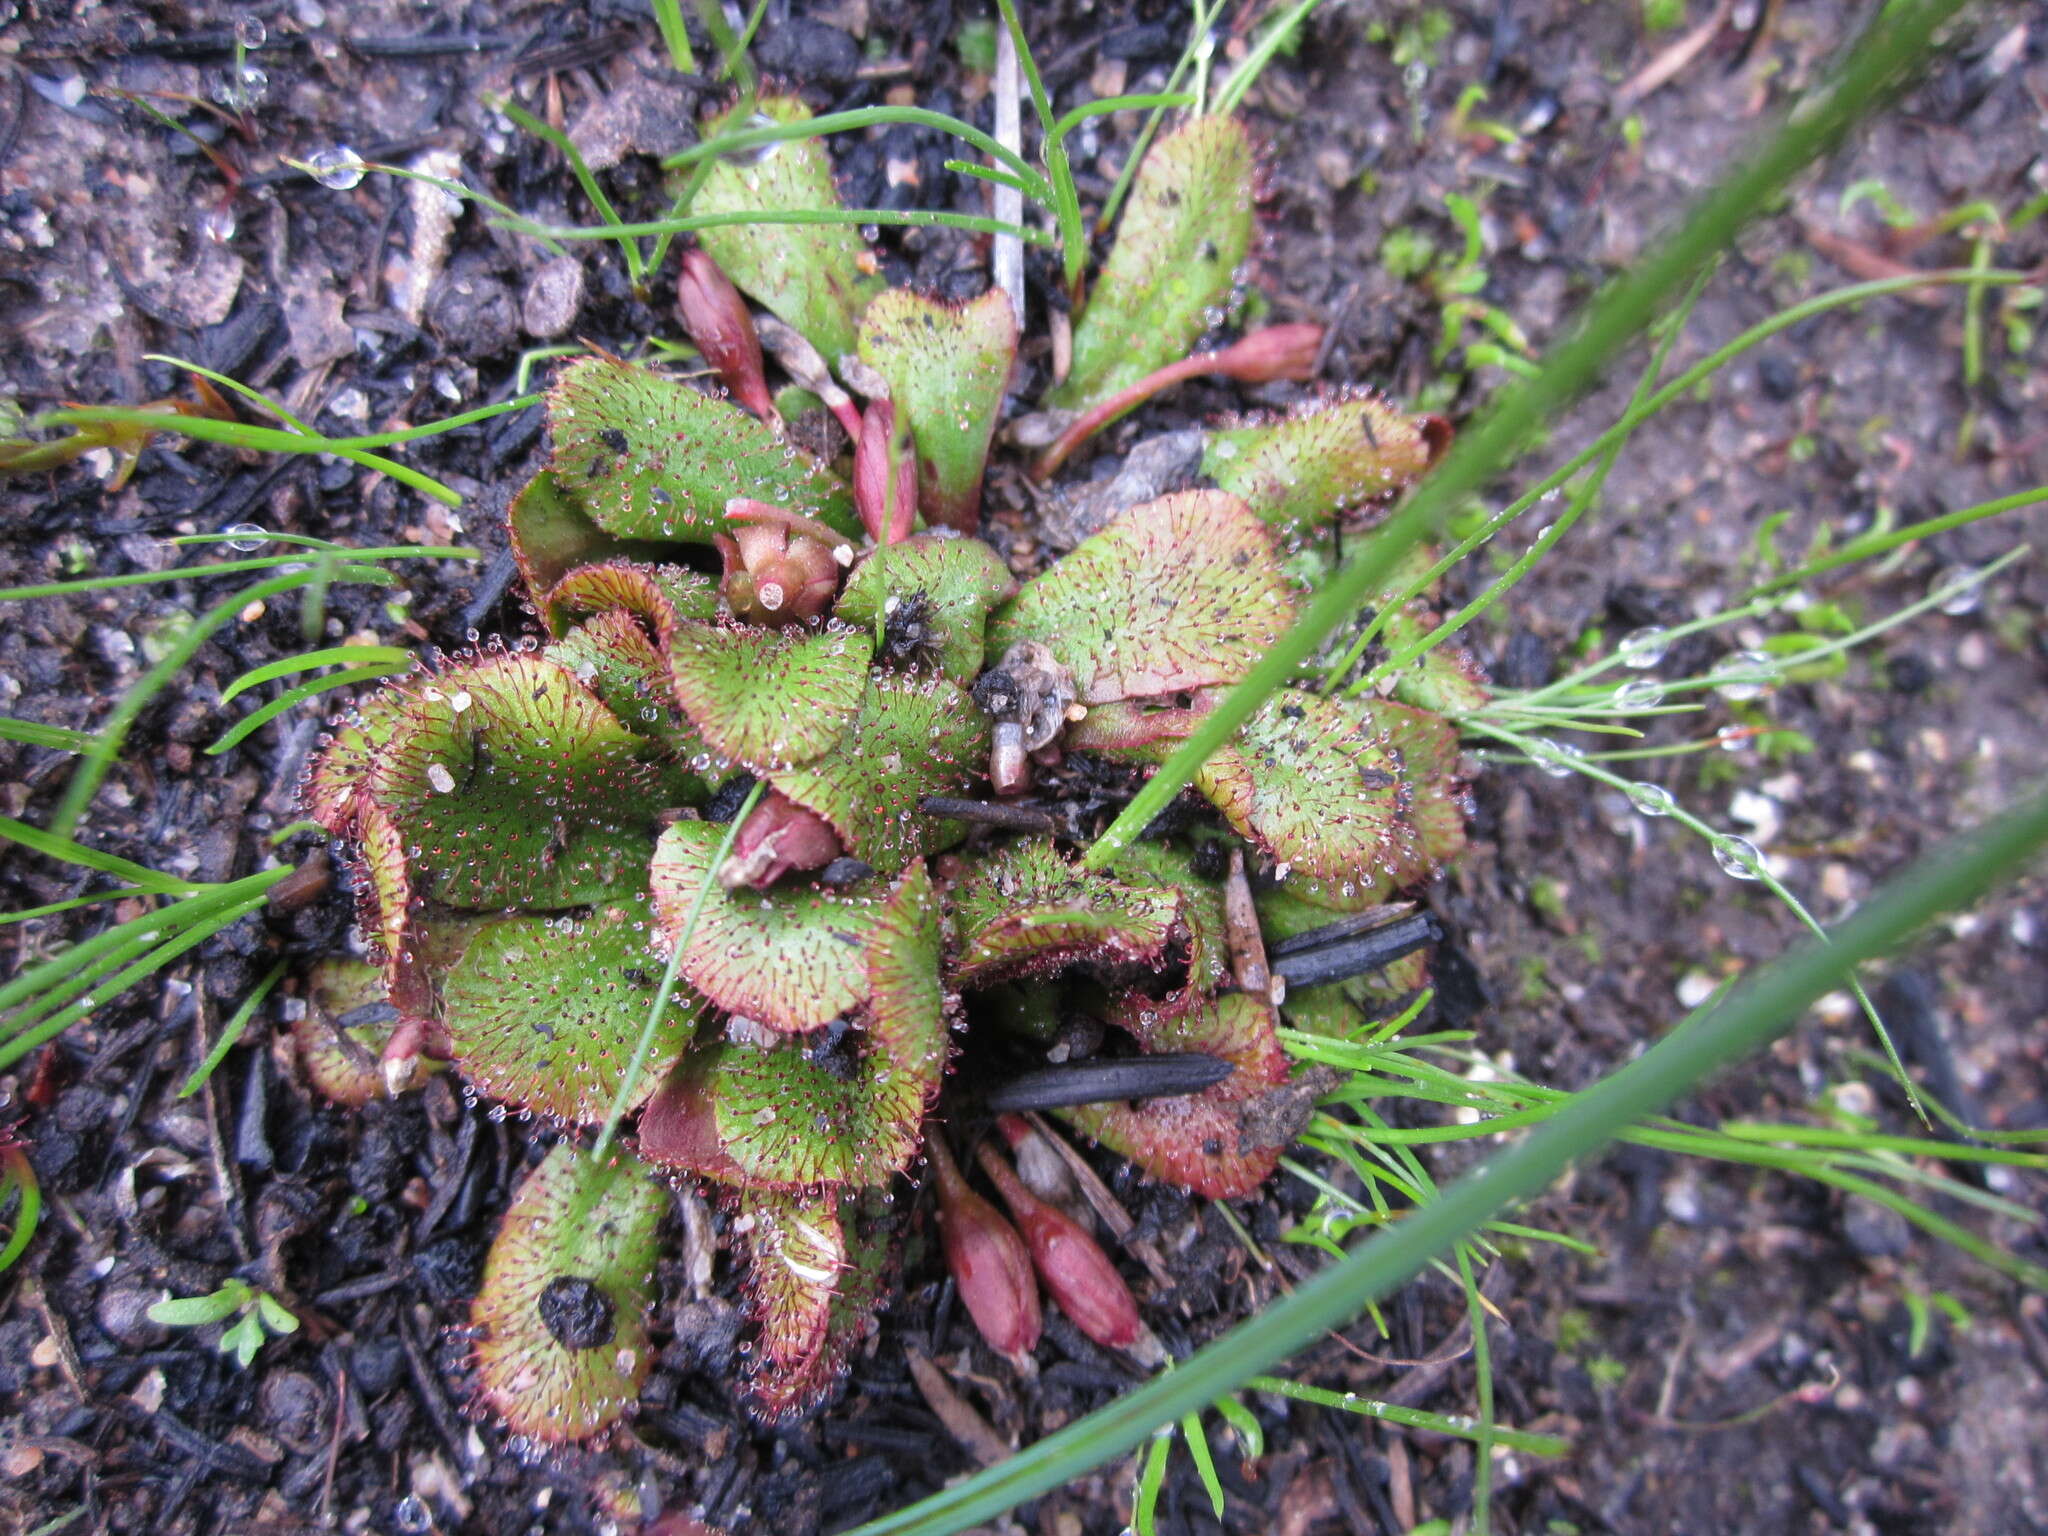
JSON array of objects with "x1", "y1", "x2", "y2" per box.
[
  {"x1": 1270, "y1": 913, "x2": 1440, "y2": 990},
  {"x1": 985, "y1": 1052, "x2": 1237, "y2": 1112},
  {"x1": 918, "y1": 796, "x2": 1059, "y2": 834}
]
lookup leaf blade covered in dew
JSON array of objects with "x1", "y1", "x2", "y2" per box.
[
  {"x1": 1202, "y1": 394, "x2": 1437, "y2": 535},
  {"x1": 440, "y1": 889, "x2": 700, "y2": 1124},
  {"x1": 856, "y1": 287, "x2": 1018, "y2": 531},
  {"x1": 1050, "y1": 115, "x2": 1255, "y2": 411},
  {"x1": 639, "y1": 860, "x2": 949, "y2": 1187},
  {"x1": 1060, "y1": 990, "x2": 1294, "y2": 1198},
  {"x1": 946, "y1": 839, "x2": 1182, "y2": 988},
  {"x1": 471, "y1": 1143, "x2": 668, "y2": 1442},
  {"x1": 688, "y1": 95, "x2": 886, "y2": 366},
  {"x1": 987, "y1": 490, "x2": 1295, "y2": 705},
  {"x1": 665, "y1": 619, "x2": 872, "y2": 770},
  {"x1": 769, "y1": 672, "x2": 989, "y2": 874},
  {"x1": 309, "y1": 652, "x2": 688, "y2": 911},
  {"x1": 833, "y1": 532, "x2": 1016, "y2": 682},
  {"x1": 648, "y1": 818, "x2": 875, "y2": 1033},
  {"x1": 737, "y1": 1187, "x2": 903, "y2": 1420},
  {"x1": 548, "y1": 355, "x2": 858, "y2": 543}
]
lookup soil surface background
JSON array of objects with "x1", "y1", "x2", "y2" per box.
[{"x1": 2, "y1": 1, "x2": 2046, "y2": 1533}]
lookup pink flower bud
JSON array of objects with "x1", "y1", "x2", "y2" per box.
[
  {"x1": 1208, "y1": 322, "x2": 1325, "y2": 384},
  {"x1": 854, "y1": 400, "x2": 917, "y2": 545},
  {"x1": 930, "y1": 1137, "x2": 1041, "y2": 1365},
  {"x1": 718, "y1": 790, "x2": 844, "y2": 890},
  {"x1": 716, "y1": 499, "x2": 843, "y2": 626},
  {"x1": 677, "y1": 249, "x2": 779, "y2": 425},
  {"x1": 975, "y1": 1143, "x2": 1140, "y2": 1352}
]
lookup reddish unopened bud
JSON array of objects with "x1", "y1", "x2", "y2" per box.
[
  {"x1": 1208, "y1": 322, "x2": 1325, "y2": 383},
  {"x1": 930, "y1": 1137, "x2": 1041, "y2": 1366},
  {"x1": 716, "y1": 499, "x2": 843, "y2": 626},
  {"x1": 378, "y1": 1013, "x2": 448, "y2": 1097},
  {"x1": 975, "y1": 1142, "x2": 1141, "y2": 1352},
  {"x1": 678, "y1": 249, "x2": 779, "y2": 426},
  {"x1": 855, "y1": 400, "x2": 917, "y2": 545},
  {"x1": 718, "y1": 790, "x2": 844, "y2": 890}
]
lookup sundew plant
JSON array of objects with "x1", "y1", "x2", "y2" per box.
[{"x1": 1, "y1": 0, "x2": 2044, "y2": 1531}]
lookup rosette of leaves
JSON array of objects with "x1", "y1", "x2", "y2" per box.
[{"x1": 303, "y1": 100, "x2": 1474, "y2": 1440}]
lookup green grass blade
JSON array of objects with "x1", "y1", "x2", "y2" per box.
[
  {"x1": 1212, "y1": 0, "x2": 1322, "y2": 118},
  {"x1": 0, "y1": 814, "x2": 205, "y2": 895},
  {"x1": 26, "y1": 410, "x2": 466, "y2": 507},
  {"x1": 841, "y1": 774, "x2": 2048, "y2": 1535},
  {"x1": 1180, "y1": 1412, "x2": 1225, "y2": 1517},
  {"x1": 589, "y1": 780, "x2": 764, "y2": 1162},
  {"x1": 0, "y1": 1151, "x2": 42, "y2": 1275},
  {"x1": 208, "y1": 664, "x2": 411, "y2": 756},
  {"x1": 1244, "y1": 1374, "x2": 1564, "y2": 1457},
  {"x1": 144, "y1": 352, "x2": 314, "y2": 435},
  {"x1": 0, "y1": 879, "x2": 287, "y2": 1070},
  {"x1": 1315, "y1": 269, "x2": 2024, "y2": 689},
  {"x1": 46, "y1": 565, "x2": 394, "y2": 839},
  {"x1": 178, "y1": 959, "x2": 286, "y2": 1097},
  {"x1": 0, "y1": 718, "x2": 93, "y2": 752},
  {"x1": 1756, "y1": 482, "x2": 2048, "y2": 592},
  {"x1": 0, "y1": 545, "x2": 477, "y2": 601},
  {"x1": 1083, "y1": 0, "x2": 1973, "y2": 868},
  {"x1": 0, "y1": 889, "x2": 150, "y2": 926},
  {"x1": 220, "y1": 645, "x2": 414, "y2": 705}
]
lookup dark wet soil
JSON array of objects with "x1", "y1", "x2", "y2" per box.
[{"x1": 3, "y1": 2, "x2": 2046, "y2": 1533}]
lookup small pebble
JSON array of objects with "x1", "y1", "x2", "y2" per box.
[{"x1": 522, "y1": 255, "x2": 586, "y2": 340}]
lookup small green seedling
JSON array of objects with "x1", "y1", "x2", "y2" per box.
[{"x1": 147, "y1": 1278, "x2": 300, "y2": 1368}]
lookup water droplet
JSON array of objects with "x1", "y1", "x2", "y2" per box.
[
  {"x1": 221, "y1": 522, "x2": 268, "y2": 551},
  {"x1": 1536, "y1": 740, "x2": 1582, "y2": 778},
  {"x1": 1621, "y1": 625, "x2": 1668, "y2": 668},
  {"x1": 234, "y1": 16, "x2": 266, "y2": 48},
  {"x1": 1626, "y1": 781, "x2": 1674, "y2": 817},
  {"x1": 1712, "y1": 649, "x2": 1778, "y2": 702},
  {"x1": 1714, "y1": 725, "x2": 1751, "y2": 753},
  {"x1": 1930, "y1": 565, "x2": 1984, "y2": 616},
  {"x1": 1713, "y1": 834, "x2": 1762, "y2": 880},
  {"x1": 299, "y1": 143, "x2": 368, "y2": 190},
  {"x1": 1614, "y1": 678, "x2": 1664, "y2": 710},
  {"x1": 198, "y1": 203, "x2": 237, "y2": 245},
  {"x1": 215, "y1": 62, "x2": 268, "y2": 110}
]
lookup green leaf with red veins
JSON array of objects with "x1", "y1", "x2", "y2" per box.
[
  {"x1": 471, "y1": 1143, "x2": 668, "y2": 1442},
  {"x1": 833, "y1": 532, "x2": 1016, "y2": 682},
  {"x1": 946, "y1": 839, "x2": 1182, "y2": 988},
  {"x1": 1058, "y1": 990, "x2": 1296, "y2": 1200},
  {"x1": 1048, "y1": 116, "x2": 1254, "y2": 412},
  {"x1": 639, "y1": 861, "x2": 948, "y2": 1187},
  {"x1": 549, "y1": 355, "x2": 857, "y2": 544},
  {"x1": 1373, "y1": 699, "x2": 1470, "y2": 886},
  {"x1": 439, "y1": 890, "x2": 700, "y2": 1124},
  {"x1": 648, "y1": 818, "x2": 874, "y2": 1033},
  {"x1": 987, "y1": 491, "x2": 1295, "y2": 705},
  {"x1": 689, "y1": 95, "x2": 885, "y2": 366},
  {"x1": 739, "y1": 1186, "x2": 899, "y2": 1421},
  {"x1": 291, "y1": 957, "x2": 445, "y2": 1108},
  {"x1": 856, "y1": 288, "x2": 1017, "y2": 532},
  {"x1": 1194, "y1": 687, "x2": 1410, "y2": 892},
  {"x1": 770, "y1": 673, "x2": 988, "y2": 875},
  {"x1": 1107, "y1": 842, "x2": 1231, "y2": 995},
  {"x1": 546, "y1": 610, "x2": 710, "y2": 767},
  {"x1": 543, "y1": 559, "x2": 719, "y2": 644},
  {"x1": 1202, "y1": 394, "x2": 1436, "y2": 535},
  {"x1": 316, "y1": 653, "x2": 689, "y2": 915},
  {"x1": 1380, "y1": 602, "x2": 1493, "y2": 716},
  {"x1": 665, "y1": 619, "x2": 871, "y2": 772},
  {"x1": 509, "y1": 470, "x2": 684, "y2": 610}
]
